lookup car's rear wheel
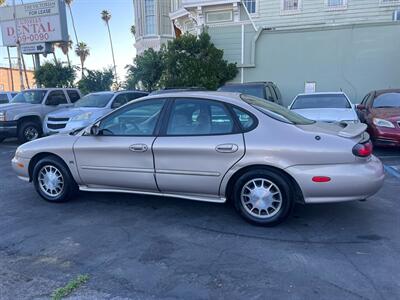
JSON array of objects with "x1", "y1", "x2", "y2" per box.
[
  {"x1": 33, "y1": 157, "x2": 77, "y2": 202},
  {"x1": 233, "y1": 169, "x2": 295, "y2": 226},
  {"x1": 18, "y1": 121, "x2": 41, "y2": 143}
]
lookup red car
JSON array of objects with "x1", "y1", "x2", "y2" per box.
[{"x1": 357, "y1": 89, "x2": 400, "y2": 147}]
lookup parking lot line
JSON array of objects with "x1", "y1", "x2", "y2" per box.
[{"x1": 384, "y1": 165, "x2": 400, "y2": 180}]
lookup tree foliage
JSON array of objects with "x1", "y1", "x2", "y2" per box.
[
  {"x1": 124, "y1": 32, "x2": 237, "y2": 91},
  {"x1": 78, "y1": 68, "x2": 114, "y2": 95},
  {"x1": 162, "y1": 32, "x2": 238, "y2": 90},
  {"x1": 125, "y1": 48, "x2": 164, "y2": 92},
  {"x1": 34, "y1": 60, "x2": 76, "y2": 88}
]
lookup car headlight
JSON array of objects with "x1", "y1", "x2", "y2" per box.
[
  {"x1": 373, "y1": 118, "x2": 395, "y2": 128},
  {"x1": 71, "y1": 112, "x2": 92, "y2": 121},
  {"x1": 0, "y1": 111, "x2": 6, "y2": 121}
]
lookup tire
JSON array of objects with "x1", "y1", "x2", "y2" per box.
[
  {"x1": 18, "y1": 121, "x2": 42, "y2": 143},
  {"x1": 233, "y1": 169, "x2": 295, "y2": 226},
  {"x1": 33, "y1": 156, "x2": 78, "y2": 203}
]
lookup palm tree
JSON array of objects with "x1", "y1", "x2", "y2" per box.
[
  {"x1": 65, "y1": 0, "x2": 79, "y2": 45},
  {"x1": 75, "y1": 42, "x2": 90, "y2": 77},
  {"x1": 58, "y1": 40, "x2": 73, "y2": 66},
  {"x1": 0, "y1": 0, "x2": 6, "y2": 6},
  {"x1": 130, "y1": 25, "x2": 136, "y2": 37},
  {"x1": 101, "y1": 10, "x2": 118, "y2": 85}
]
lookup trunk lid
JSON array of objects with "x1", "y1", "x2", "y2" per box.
[{"x1": 298, "y1": 121, "x2": 369, "y2": 142}]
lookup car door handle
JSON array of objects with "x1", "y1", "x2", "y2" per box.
[
  {"x1": 129, "y1": 144, "x2": 148, "y2": 152},
  {"x1": 215, "y1": 143, "x2": 238, "y2": 153}
]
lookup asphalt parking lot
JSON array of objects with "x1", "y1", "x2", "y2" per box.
[{"x1": 1, "y1": 140, "x2": 400, "y2": 300}]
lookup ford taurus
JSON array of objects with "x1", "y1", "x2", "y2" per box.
[{"x1": 12, "y1": 92, "x2": 385, "y2": 226}]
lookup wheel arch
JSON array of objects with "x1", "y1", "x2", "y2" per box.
[
  {"x1": 28, "y1": 152, "x2": 69, "y2": 182},
  {"x1": 224, "y1": 164, "x2": 305, "y2": 204}
]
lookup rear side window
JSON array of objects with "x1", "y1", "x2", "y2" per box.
[
  {"x1": 67, "y1": 90, "x2": 81, "y2": 103},
  {"x1": 0, "y1": 94, "x2": 9, "y2": 104},
  {"x1": 46, "y1": 90, "x2": 68, "y2": 105},
  {"x1": 233, "y1": 107, "x2": 256, "y2": 131},
  {"x1": 127, "y1": 92, "x2": 147, "y2": 101},
  {"x1": 167, "y1": 99, "x2": 234, "y2": 136}
]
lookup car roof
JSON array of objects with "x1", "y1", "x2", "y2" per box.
[
  {"x1": 141, "y1": 91, "x2": 245, "y2": 106},
  {"x1": 296, "y1": 92, "x2": 346, "y2": 97},
  {"x1": 374, "y1": 89, "x2": 400, "y2": 96},
  {"x1": 221, "y1": 82, "x2": 274, "y2": 87}
]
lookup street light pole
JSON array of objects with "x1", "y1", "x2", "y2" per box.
[{"x1": 12, "y1": 0, "x2": 25, "y2": 91}]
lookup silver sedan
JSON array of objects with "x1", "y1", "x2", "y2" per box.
[{"x1": 12, "y1": 92, "x2": 385, "y2": 226}]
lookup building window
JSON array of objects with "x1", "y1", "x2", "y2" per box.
[
  {"x1": 159, "y1": 0, "x2": 172, "y2": 35},
  {"x1": 243, "y1": 0, "x2": 257, "y2": 14},
  {"x1": 206, "y1": 10, "x2": 233, "y2": 23},
  {"x1": 282, "y1": 0, "x2": 300, "y2": 11},
  {"x1": 327, "y1": 0, "x2": 347, "y2": 8},
  {"x1": 380, "y1": 0, "x2": 400, "y2": 5},
  {"x1": 144, "y1": 0, "x2": 156, "y2": 35}
]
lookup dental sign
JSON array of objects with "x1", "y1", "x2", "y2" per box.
[{"x1": 0, "y1": 0, "x2": 68, "y2": 47}]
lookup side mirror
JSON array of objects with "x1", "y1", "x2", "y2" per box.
[
  {"x1": 90, "y1": 124, "x2": 100, "y2": 136},
  {"x1": 357, "y1": 104, "x2": 366, "y2": 110}
]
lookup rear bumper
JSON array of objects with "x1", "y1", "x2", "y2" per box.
[
  {"x1": 286, "y1": 155, "x2": 385, "y2": 204},
  {"x1": 0, "y1": 121, "x2": 17, "y2": 138}
]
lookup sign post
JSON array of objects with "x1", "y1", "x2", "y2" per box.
[{"x1": 12, "y1": 0, "x2": 25, "y2": 91}]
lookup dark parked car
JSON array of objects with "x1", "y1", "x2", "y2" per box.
[
  {"x1": 218, "y1": 82, "x2": 283, "y2": 105},
  {"x1": 357, "y1": 89, "x2": 400, "y2": 147}
]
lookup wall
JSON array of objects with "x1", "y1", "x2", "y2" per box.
[
  {"x1": 0, "y1": 67, "x2": 35, "y2": 92},
  {"x1": 216, "y1": 22, "x2": 400, "y2": 105},
  {"x1": 253, "y1": 0, "x2": 400, "y2": 28}
]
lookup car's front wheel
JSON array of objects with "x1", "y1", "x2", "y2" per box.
[
  {"x1": 18, "y1": 121, "x2": 42, "y2": 143},
  {"x1": 33, "y1": 157, "x2": 77, "y2": 202},
  {"x1": 233, "y1": 169, "x2": 295, "y2": 226}
]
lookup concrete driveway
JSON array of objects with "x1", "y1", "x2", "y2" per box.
[{"x1": 1, "y1": 140, "x2": 400, "y2": 299}]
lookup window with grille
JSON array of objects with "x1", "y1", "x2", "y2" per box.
[
  {"x1": 282, "y1": 0, "x2": 300, "y2": 11},
  {"x1": 144, "y1": 0, "x2": 156, "y2": 35},
  {"x1": 327, "y1": 0, "x2": 347, "y2": 8},
  {"x1": 243, "y1": 0, "x2": 257, "y2": 14}
]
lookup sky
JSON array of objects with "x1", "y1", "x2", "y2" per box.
[{"x1": 0, "y1": 0, "x2": 137, "y2": 80}]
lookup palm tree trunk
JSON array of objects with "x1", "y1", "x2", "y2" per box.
[
  {"x1": 80, "y1": 58, "x2": 84, "y2": 78},
  {"x1": 68, "y1": 4, "x2": 79, "y2": 45},
  {"x1": 66, "y1": 52, "x2": 71, "y2": 67},
  {"x1": 106, "y1": 22, "x2": 118, "y2": 86}
]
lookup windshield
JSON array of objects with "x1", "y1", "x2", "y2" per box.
[
  {"x1": 291, "y1": 94, "x2": 351, "y2": 109},
  {"x1": 11, "y1": 90, "x2": 47, "y2": 104},
  {"x1": 241, "y1": 94, "x2": 314, "y2": 125},
  {"x1": 74, "y1": 93, "x2": 114, "y2": 108},
  {"x1": 373, "y1": 93, "x2": 400, "y2": 108},
  {"x1": 220, "y1": 85, "x2": 264, "y2": 99}
]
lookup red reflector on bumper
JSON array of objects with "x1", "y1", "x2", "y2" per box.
[{"x1": 312, "y1": 176, "x2": 331, "y2": 183}]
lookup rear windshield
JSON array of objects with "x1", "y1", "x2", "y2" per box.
[
  {"x1": 74, "y1": 93, "x2": 114, "y2": 108},
  {"x1": 373, "y1": 93, "x2": 400, "y2": 108},
  {"x1": 220, "y1": 85, "x2": 264, "y2": 99},
  {"x1": 12, "y1": 90, "x2": 47, "y2": 104},
  {"x1": 241, "y1": 94, "x2": 314, "y2": 125},
  {"x1": 292, "y1": 94, "x2": 351, "y2": 109}
]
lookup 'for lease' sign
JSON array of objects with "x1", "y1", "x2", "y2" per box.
[{"x1": 0, "y1": 0, "x2": 68, "y2": 47}]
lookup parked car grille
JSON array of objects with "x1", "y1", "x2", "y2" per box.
[
  {"x1": 48, "y1": 117, "x2": 70, "y2": 122},
  {"x1": 47, "y1": 123, "x2": 67, "y2": 130}
]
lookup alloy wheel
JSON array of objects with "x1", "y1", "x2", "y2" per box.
[{"x1": 240, "y1": 178, "x2": 283, "y2": 219}]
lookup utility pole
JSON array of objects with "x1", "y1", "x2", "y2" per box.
[{"x1": 12, "y1": 0, "x2": 25, "y2": 91}]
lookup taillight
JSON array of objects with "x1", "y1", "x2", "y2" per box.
[{"x1": 352, "y1": 141, "x2": 373, "y2": 157}]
